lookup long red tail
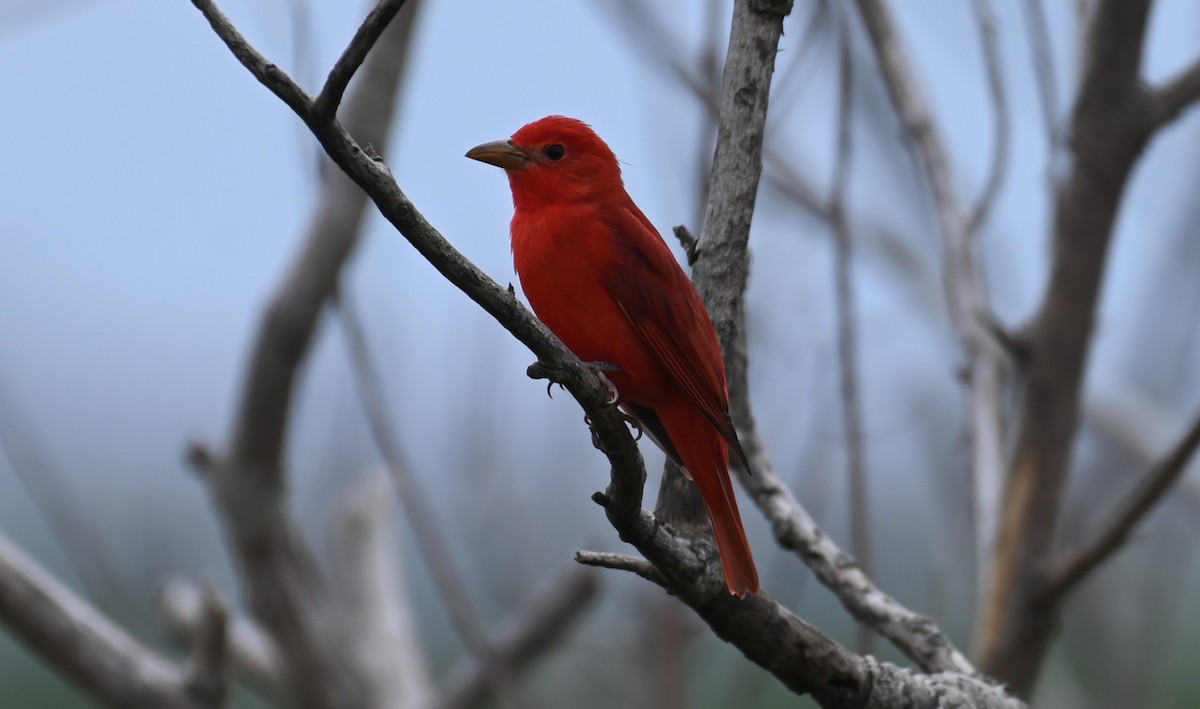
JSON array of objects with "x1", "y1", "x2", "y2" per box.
[{"x1": 670, "y1": 408, "x2": 760, "y2": 597}]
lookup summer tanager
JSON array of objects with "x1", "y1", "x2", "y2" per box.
[{"x1": 467, "y1": 115, "x2": 760, "y2": 597}]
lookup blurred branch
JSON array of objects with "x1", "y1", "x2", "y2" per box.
[
  {"x1": 1149, "y1": 56, "x2": 1200, "y2": 128},
  {"x1": 828, "y1": 8, "x2": 874, "y2": 656},
  {"x1": 161, "y1": 579, "x2": 283, "y2": 698},
  {"x1": 194, "y1": 2, "x2": 423, "y2": 707},
  {"x1": 1020, "y1": 0, "x2": 1063, "y2": 161},
  {"x1": 434, "y1": 568, "x2": 600, "y2": 709},
  {"x1": 852, "y1": 0, "x2": 1010, "y2": 646},
  {"x1": 1041, "y1": 404, "x2": 1200, "y2": 601},
  {"x1": 0, "y1": 531, "x2": 214, "y2": 709},
  {"x1": 188, "y1": 1, "x2": 1023, "y2": 704},
  {"x1": 335, "y1": 294, "x2": 543, "y2": 709},
  {"x1": 331, "y1": 474, "x2": 434, "y2": 709},
  {"x1": 967, "y1": 0, "x2": 1011, "y2": 234},
  {"x1": 973, "y1": 0, "x2": 1200, "y2": 695},
  {"x1": 181, "y1": 584, "x2": 229, "y2": 706}
]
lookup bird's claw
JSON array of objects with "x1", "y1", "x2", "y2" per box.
[
  {"x1": 583, "y1": 361, "x2": 621, "y2": 405},
  {"x1": 620, "y1": 411, "x2": 645, "y2": 441}
]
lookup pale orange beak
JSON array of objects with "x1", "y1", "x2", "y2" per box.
[{"x1": 465, "y1": 140, "x2": 531, "y2": 170}]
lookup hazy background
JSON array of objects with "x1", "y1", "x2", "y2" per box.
[{"x1": 2, "y1": 1, "x2": 1199, "y2": 707}]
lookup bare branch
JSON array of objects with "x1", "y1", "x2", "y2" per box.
[
  {"x1": 574, "y1": 550, "x2": 660, "y2": 581},
  {"x1": 736, "y1": 422, "x2": 978, "y2": 676},
  {"x1": 0, "y1": 531, "x2": 210, "y2": 709},
  {"x1": 1149, "y1": 56, "x2": 1200, "y2": 128},
  {"x1": 313, "y1": 0, "x2": 409, "y2": 121},
  {"x1": 967, "y1": 0, "x2": 1011, "y2": 234},
  {"x1": 181, "y1": 585, "x2": 229, "y2": 706},
  {"x1": 1041, "y1": 405, "x2": 1200, "y2": 600},
  {"x1": 435, "y1": 568, "x2": 600, "y2": 709},
  {"x1": 191, "y1": 0, "x2": 314, "y2": 136},
  {"x1": 161, "y1": 579, "x2": 284, "y2": 697}
]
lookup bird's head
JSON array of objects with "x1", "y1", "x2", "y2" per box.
[{"x1": 466, "y1": 115, "x2": 624, "y2": 211}]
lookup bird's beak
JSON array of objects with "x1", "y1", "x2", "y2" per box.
[{"x1": 465, "y1": 140, "x2": 531, "y2": 171}]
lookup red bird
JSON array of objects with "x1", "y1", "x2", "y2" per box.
[{"x1": 467, "y1": 116, "x2": 760, "y2": 597}]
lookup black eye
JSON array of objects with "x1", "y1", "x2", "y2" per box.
[{"x1": 545, "y1": 144, "x2": 566, "y2": 161}]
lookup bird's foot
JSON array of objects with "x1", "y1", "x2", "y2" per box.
[
  {"x1": 526, "y1": 360, "x2": 622, "y2": 404},
  {"x1": 582, "y1": 361, "x2": 621, "y2": 404}
]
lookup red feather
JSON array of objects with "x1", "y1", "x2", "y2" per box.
[{"x1": 469, "y1": 116, "x2": 760, "y2": 597}]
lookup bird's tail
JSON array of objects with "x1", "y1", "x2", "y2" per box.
[{"x1": 674, "y1": 413, "x2": 760, "y2": 597}]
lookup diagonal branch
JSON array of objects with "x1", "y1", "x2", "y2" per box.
[
  {"x1": 736, "y1": 417, "x2": 978, "y2": 675},
  {"x1": 1149, "y1": 56, "x2": 1200, "y2": 128},
  {"x1": 161, "y1": 579, "x2": 284, "y2": 699},
  {"x1": 0, "y1": 531, "x2": 214, "y2": 709},
  {"x1": 967, "y1": 0, "x2": 1011, "y2": 235},
  {"x1": 434, "y1": 567, "x2": 600, "y2": 709},
  {"x1": 1040, "y1": 405, "x2": 1200, "y2": 601}
]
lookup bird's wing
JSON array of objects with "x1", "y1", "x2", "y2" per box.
[{"x1": 599, "y1": 203, "x2": 750, "y2": 472}]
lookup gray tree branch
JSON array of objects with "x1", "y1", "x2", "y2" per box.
[
  {"x1": 161, "y1": 579, "x2": 284, "y2": 699},
  {"x1": 0, "y1": 531, "x2": 213, "y2": 709},
  {"x1": 1041, "y1": 403, "x2": 1200, "y2": 600},
  {"x1": 974, "y1": 0, "x2": 1200, "y2": 694},
  {"x1": 433, "y1": 568, "x2": 599, "y2": 709}
]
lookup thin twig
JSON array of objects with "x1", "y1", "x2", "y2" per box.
[
  {"x1": 828, "y1": 6, "x2": 873, "y2": 657},
  {"x1": 575, "y1": 551, "x2": 660, "y2": 581},
  {"x1": 1020, "y1": 0, "x2": 1063, "y2": 163},
  {"x1": 967, "y1": 0, "x2": 1011, "y2": 235},
  {"x1": 435, "y1": 568, "x2": 600, "y2": 709},
  {"x1": 334, "y1": 292, "x2": 543, "y2": 709},
  {"x1": 313, "y1": 0, "x2": 409, "y2": 121},
  {"x1": 1041, "y1": 405, "x2": 1200, "y2": 601},
  {"x1": 1149, "y1": 56, "x2": 1200, "y2": 128}
]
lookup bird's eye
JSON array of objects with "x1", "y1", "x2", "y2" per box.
[{"x1": 545, "y1": 144, "x2": 566, "y2": 161}]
